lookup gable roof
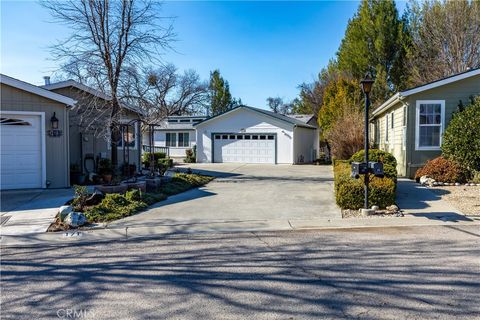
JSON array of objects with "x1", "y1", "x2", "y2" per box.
[
  {"x1": 154, "y1": 115, "x2": 207, "y2": 130},
  {"x1": 194, "y1": 105, "x2": 317, "y2": 129},
  {"x1": 0, "y1": 74, "x2": 76, "y2": 106},
  {"x1": 42, "y1": 79, "x2": 142, "y2": 115},
  {"x1": 372, "y1": 67, "x2": 480, "y2": 116}
]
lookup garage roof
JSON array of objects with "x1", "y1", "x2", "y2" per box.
[
  {"x1": 0, "y1": 74, "x2": 76, "y2": 106},
  {"x1": 194, "y1": 105, "x2": 317, "y2": 129}
]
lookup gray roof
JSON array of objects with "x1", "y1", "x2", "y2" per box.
[
  {"x1": 194, "y1": 105, "x2": 317, "y2": 129},
  {"x1": 286, "y1": 114, "x2": 315, "y2": 124}
]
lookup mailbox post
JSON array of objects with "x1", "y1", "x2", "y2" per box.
[{"x1": 360, "y1": 73, "x2": 375, "y2": 209}]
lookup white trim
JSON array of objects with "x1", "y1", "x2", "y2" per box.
[
  {"x1": 0, "y1": 74, "x2": 76, "y2": 106},
  {"x1": 385, "y1": 114, "x2": 389, "y2": 143},
  {"x1": 0, "y1": 110, "x2": 47, "y2": 188},
  {"x1": 415, "y1": 100, "x2": 445, "y2": 151}
]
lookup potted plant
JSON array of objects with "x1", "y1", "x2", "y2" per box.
[{"x1": 97, "y1": 158, "x2": 113, "y2": 184}]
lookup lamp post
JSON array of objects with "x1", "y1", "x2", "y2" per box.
[{"x1": 360, "y1": 72, "x2": 374, "y2": 209}]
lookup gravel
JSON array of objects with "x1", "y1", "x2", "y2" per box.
[{"x1": 429, "y1": 185, "x2": 480, "y2": 215}]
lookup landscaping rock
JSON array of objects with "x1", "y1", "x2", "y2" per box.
[
  {"x1": 85, "y1": 189, "x2": 104, "y2": 206},
  {"x1": 386, "y1": 204, "x2": 399, "y2": 212},
  {"x1": 455, "y1": 182, "x2": 461, "y2": 186},
  {"x1": 64, "y1": 212, "x2": 87, "y2": 228},
  {"x1": 419, "y1": 175, "x2": 435, "y2": 186},
  {"x1": 371, "y1": 205, "x2": 379, "y2": 211},
  {"x1": 59, "y1": 205, "x2": 73, "y2": 221}
]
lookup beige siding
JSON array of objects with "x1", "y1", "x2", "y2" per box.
[
  {"x1": 372, "y1": 100, "x2": 407, "y2": 176},
  {"x1": 1, "y1": 83, "x2": 70, "y2": 188},
  {"x1": 50, "y1": 87, "x2": 142, "y2": 173}
]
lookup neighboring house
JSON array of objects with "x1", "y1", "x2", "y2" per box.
[
  {"x1": 371, "y1": 68, "x2": 480, "y2": 178},
  {"x1": 195, "y1": 106, "x2": 319, "y2": 164},
  {"x1": 142, "y1": 115, "x2": 207, "y2": 158},
  {"x1": 42, "y1": 79, "x2": 143, "y2": 176},
  {"x1": 0, "y1": 74, "x2": 76, "y2": 189}
]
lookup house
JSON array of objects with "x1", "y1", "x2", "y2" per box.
[
  {"x1": 194, "y1": 106, "x2": 319, "y2": 164},
  {"x1": 142, "y1": 115, "x2": 207, "y2": 158},
  {"x1": 370, "y1": 68, "x2": 480, "y2": 178},
  {"x1": 42, "y1": 79, "x2": 143, "y2": 177},
  {"x1": 0, "y1": 74, "x2": 76, "y2": 189}
]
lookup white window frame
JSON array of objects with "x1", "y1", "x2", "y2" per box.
[
  {"x1": 108, "y1": 121, "x2": 139, "y2": 150},
  {"x1": 415, "y1": 100, "x2": 445, "y2": 151},
  {"x1": 166, "y1": 132, "x2": 177, "y2": 147},
  {"x1": 177, "y1": 132, "x2": 190, "y2": 148}
]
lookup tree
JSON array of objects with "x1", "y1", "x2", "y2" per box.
[
  {"x1": 121, "y1": 64, "x2": 209, "y2": 122},
  {"x1": 266, "y1": 97, "x2": 283, "y2": 113},
  {"x1": 337, "y1": 0, "x2": 408, "y2": 104},
  {"x1": 404, "y1": 0, "x2": 480, "y2": 85},
  {"x1": 209, "y1": 70, "x2": 234, "y2": 115},
  {"x1": 42, "y1": 0, "x2": 174, "y2": 170}
]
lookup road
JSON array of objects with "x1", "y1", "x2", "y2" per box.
[{"x1": 1, "y1": 225, "x2": 479, "y2": 320}]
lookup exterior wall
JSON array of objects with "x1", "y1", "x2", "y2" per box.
[
  {"x1": 405, "y1": 74, "x2": 480, "y2": 178},
  {"x1": 151, "y1": 129, "x2": 196, "y2": 158},
  {"x1": 195, "y1": 108, "x2": 294, "y2": 163},
  {"x1": 0, "y1": 83, "x2": 70, "y2": 188},
  {"x1": 293, "y1": 126, "x2": 317, "y2": 163},
  {"x1": 372, "y1": 100, "x2": 408, "y2": 176},
  {"x1": 50, "y1": 87, "x2": 142, "y2": 173}
]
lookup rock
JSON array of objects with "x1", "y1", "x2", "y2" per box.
[
  {"x1": 386, "y1": 204, "x2": 399, "y2": 212},
  {"x1": 85, "y1": 189, "x2": 104, "y2": 206},
  {"x1": 371, "y1": 205, "x2": 379, "y2": 211},
  {"x1": 455, "y1": 182, "x2": 461, "y2": 186},
  {"x1": 59, "y1": 205, "x2": 73, "y2": 221},
  {"x1": 64, "y1": 212, "x2": 87, "y2": 228},
  {"x1": 444, "y1": 182, "x2": 450, "y2": 186},
  {"x1": 419, "y1": 175, "x2": 436, "y2": 187}
]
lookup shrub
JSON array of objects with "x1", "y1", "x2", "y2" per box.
[
  {"x1": 350, "y1": 149, "x2": 398, "y2": 181},
  {"x1": 414, "y1": 156, "x2": 467, "y2": 183},
  {"x1": 470, "y1": 170, "x2": 480, "y2": 184},
  {"x1": 97, "y1": 158, "x2": 112, "y2": 175},
  {"x1": 334, "y1": 160, "x2": 396, "y2": 209},
  {"x1": 442, "y1": 96, "x2": 480, "y2": 174},
  {"x1": 325, "y1": 110, "x2": 364, "y2": 160},
  {"x1": 84, "y1": 193, "x2": 148, "y2": 222},
  {"x1": 72, "y1": 185, "x2": 89, "y2": 211},
  {"x1": 184, "y1": 146, "x2": 196, "y2": 163},
  {"x1": 142, "y1": 152, "x2": 167, "y2": 168}
]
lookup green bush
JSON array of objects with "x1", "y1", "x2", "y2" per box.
[
  {"x1": 334, "y1": 161, "x2": 396, "y2": 210},
  {"x1": 184, "y1": 146, "x2": 196, "y2": 163},
  {"x1": 442, "y1": 96, "x2": 480, "y2": 175},
  {"x1": 414, "y1": 156, "x2": 467, "y2": 183},
  {"x1": 350, "y1": 149, "x2": 397, "y2": 168},
  {"x1": 142, "y1": 152, "x2": 167, "y2": 168},
  {"x1": 159, "y1": 158, "x2": 173, "y2": 168},
  {"x1": 159, "y1": 173, "x2": 214, "y2": 195}
]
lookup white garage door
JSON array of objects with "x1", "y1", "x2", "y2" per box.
[
  {"x1": 213, "y1": 133, "x2": 276, "y2": 163},
  {"x1": 0, "y1": 114, "x2": 43, "y2": 190}
]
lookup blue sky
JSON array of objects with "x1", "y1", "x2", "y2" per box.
[{"x1": 1, "y1": 1, "x2": 407, "y2": 109}]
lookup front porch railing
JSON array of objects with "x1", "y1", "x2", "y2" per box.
[{"x1": 142, "y1": 145, "x2": 170, "y2": 157}]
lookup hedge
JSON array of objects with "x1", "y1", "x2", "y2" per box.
[
  {"x1": 333, "y1": 149, "x2": 398, "y2": 210},
  {"x1": 414, "y1": 156, "x2": 467, "y2": 183}
]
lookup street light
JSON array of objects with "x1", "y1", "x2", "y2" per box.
[{"x1": 360, "y1": 72, "x2": 375, "y2": 209}]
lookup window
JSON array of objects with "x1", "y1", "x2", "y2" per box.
[
  {"x1": 0, "y1": 118, "x2": 31, "y2": 126},
  {"x1": 178, "y1": 132, "x2": 189, "y2": 147},
  {"x1": 180, "y1": 119, "x2": 191, "y2": 123},
  {"x1": 192, "y1": 119, "x2": 202, "y2": 123},
  {"x1": 244, "y1": 135, "x2": 251, "y2": 140},
  {"x1": 168, "y1": 119, "x2": 178, "y2": 123},
  {"x1": 222, "y1": 135, "x2": 228, "y2": 139},
  {"x1": 385, "y1": 115, "x2": 389, "y2": 143},
  {"x1": 252, "y1": 135, "x2": 258, "y2": 140},
  {"x1": 229, "y1": 135, "x2": 235, "y2": 139},
  {"x1": 267, "y1": 135, "x2": 274, "y2": 140},
  {"x1": 215, "y1": 135, "x2": 221, "y2": 139},
  {"x1": 166, "y1": 132, "x2": 176, "y2": 147},
  {"x1": 110, "y1": 123, "x2": 138, "y2": 149},
  {"x1": 236, "y1": 135, "x2": 243, "y2": 139},
  {"x1": 416, "y1": 100, "x2": 444, "y2": 150},
  {"x1": 259, "y1": 135, "x2": 266, "y2": 140}
]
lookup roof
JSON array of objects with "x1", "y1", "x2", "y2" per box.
[
  {"x1": 372, "y1": 67, "x2": 480, "y2": 117},
  {"x1": 0, "y1": 74, "x2": 76, "y2": 106},
  {"x1": 287, "y1": 114, "x2": 315, "y2": 124},
  {"x1": 42, "y1": 79, "x2": 142, "y2": 115},
  {"x1": 154, "y1": 115, "x2": 207, "y2": 130},
  {"x1": 194, "y1": 105, "x2": 317, "y2": 129}
]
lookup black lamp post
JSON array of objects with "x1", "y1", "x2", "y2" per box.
[{"x1": 360, "y1": 72, "x2": 374, "y2": 209}]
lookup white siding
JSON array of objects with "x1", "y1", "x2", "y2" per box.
[
  {"x1": 293, "y1": 126, "x2": 317, "y2": 163},
  {"x1": 196, "y1": 108, "x2": 294, "y2": 164}
]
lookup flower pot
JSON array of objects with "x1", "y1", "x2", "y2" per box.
[{"x1": 103, "y1": 174, "x2": 113, "y2": 183}]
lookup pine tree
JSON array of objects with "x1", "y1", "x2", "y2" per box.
[{"x1": 209, "y1": 70, "x2": 233, "y2": 115}]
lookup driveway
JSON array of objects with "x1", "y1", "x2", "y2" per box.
[{"x1": 109, "y1": 163, "x2": 340, "y2": 231}]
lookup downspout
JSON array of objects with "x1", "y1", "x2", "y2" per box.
[
  {"x1": 65, "y1": 106, "x2": 70, "y2": 187},
  {"x1": 292, "y1": 124, "x2": 297, "y2": 164}
]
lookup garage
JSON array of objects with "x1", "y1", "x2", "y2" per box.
[
  {"x1": 1, "y1": 74, "x2": 75, "y2": 190},
  {"x1": 213, "y1": 133, "x2": 276, "y2": 163},
  {"x1": 0, "y1": 113, "x2": 44, "y2": 189},
  {"x1": 195, "y1": 106, "x2": 319, "y2": 164}
]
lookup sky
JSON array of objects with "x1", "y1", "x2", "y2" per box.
[{"x1": 1, "y1": 0, "x2": 407, "y2": 109}]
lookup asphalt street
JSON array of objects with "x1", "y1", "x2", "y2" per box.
[{"x1": 1, "y1": 225, "x2": 479, "y2": 320}]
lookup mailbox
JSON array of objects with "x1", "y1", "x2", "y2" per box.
[
  {"x1": 351, "y1": 162, "x2": 368, "y2": 179},
  {"x1": 369, "y1": 161, "x2": 384, "y2": 177}
]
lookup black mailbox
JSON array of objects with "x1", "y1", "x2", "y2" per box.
[
  {"x1": 369, "y1": 161, "x2": 384, "y2": 177},
  {"x1": 351, "y1": 162, "x2": 368, "y2": 179}
]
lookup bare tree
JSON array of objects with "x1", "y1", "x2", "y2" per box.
[
  {"x1": 42, "y1": 0, "x2": 174, "y2": 170},
  {"x1": 406, "y1": 0, "x2": 480, "y2": 85},
  {"x1": 266, "y1": 97, "x2": 283, "y2": 113},
  {"x1": 121, "y1": 64, "x2": 209, "y2": 123}
]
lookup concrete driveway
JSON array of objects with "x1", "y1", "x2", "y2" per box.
[{"x1": 109, "y1": 163, "x2": 340, "y2": 232}]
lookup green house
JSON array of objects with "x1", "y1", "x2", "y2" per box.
[{"x1": 370, "y1": 68, "x2": 480, "y2": 178}]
